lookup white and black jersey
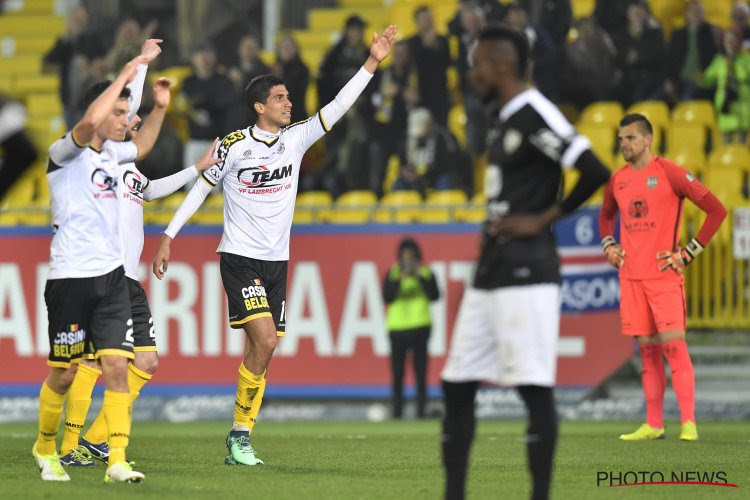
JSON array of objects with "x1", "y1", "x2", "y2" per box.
[
  {"x1": 47, "y1": 134, "x2": 138, "y2": 279},
  {"x1": 164, "y1": 66, "x2": 375, "y2": 261},
  {"x1": 475, "y1": 88, "x2": 591, "y2": 289}
]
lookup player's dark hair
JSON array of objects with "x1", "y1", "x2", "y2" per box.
[
  {"x1": 477, "y1": 24, "x2": 529, "y2": 79},
  {"x1": 413, "y1": 5, "x2": 430, "y2": 19},
  {"x1": 245, "y1": 74, "x2": 286, "y2": 109},
  {"x1": 82, "y1": 80, "x2": 131, "y2": 110},
  {"x1": 398, "y1": 238, "x2": 422, "y2": 260},
  {"x1": 619, "y1": 113, "x2": 653, "y2": 136}
]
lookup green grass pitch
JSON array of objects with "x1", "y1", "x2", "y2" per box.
[{"x1": 2, "y1": 420, "x2": 747, "y2": 499}]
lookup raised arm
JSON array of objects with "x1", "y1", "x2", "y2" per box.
[
  {"x1": 72, "y1": 54, "x2": 148, "y2": 146},
  {"x1": 132, "y1": 77, "x2": 170, "y2": 161},
  {"x1": 126, "y1": 39, "x2": 162, "y2": 123}
]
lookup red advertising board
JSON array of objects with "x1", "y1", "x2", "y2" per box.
[{"x1": 0, "y1": 217, "x2": 632, "y2": 394}]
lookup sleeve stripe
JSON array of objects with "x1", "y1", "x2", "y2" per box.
[
  {"x1": 70, "y1": 130, "x2": 86, "y2": 148},
  {"x1": 318, "y1": 112, "x2": 330, "y2": 132},
  {"x1": 201, "y1": 175, "x2": 216, "y2": 187},
  {"x1": 561, "y1": 135, "x2": 592, "y2": 169}
]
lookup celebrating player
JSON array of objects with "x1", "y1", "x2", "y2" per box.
[
  {"x1": 599, "y1": 114, "x2": 727, "y2": 441},
  {"x1": 57, "y1": 40, "x2": 222, "y2": 467},
  {"x1": 152, "y1": 25, "x2": 399, "y2": 466},
  {"x1": 440, "y1": 25, "x2": 611, "y2": 500}
]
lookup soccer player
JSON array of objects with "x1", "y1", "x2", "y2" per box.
[
  {"x1": 58, "y1": 43, "x2": 222, "y2": 466},
  {"x1": 152, "y1": 25, "x2": 399, "y2": 466},
  {"x1": 440, "y1": 25, "x2": 611, "y2": 500},
  {"x1": 599, "y1": 114, "x2": 727, "y2": 442},
  {"x1": 34, "y1": 51, "x2": 165, "y2": 482}
]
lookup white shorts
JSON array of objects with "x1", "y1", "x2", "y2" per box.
[{"x1": 441, "y1": 284, "x2": 560, "y2": 387}]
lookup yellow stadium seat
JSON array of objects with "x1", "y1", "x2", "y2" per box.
[
  {"x1": 4, "y1": 0, "x2": 55, "y2": 14},
  {"x1": 153, "y1": 66, "x2": 193, "y2": 93},
  {"x1": 290, "y1": 31, "x2": 336, "y2": 52},
  {"x1": 448, "y1": 104, "x2": 467, "y2": 148},
  {"x1": 147, "y1": 192, "x2": 188, "y2": 226},
  {"x1": 374, "y1": 190, "x2": 422, "y2": 223},
  {"x1": 308, "y1": 8, "x2": 389, "y2": 32},
  {"x1": 292, "y1": 208, "x2": 314, "y2": 224},
  {"x1": 0, "y1": 55, "x2": 42, "y2": 75},
  {"x1": 671, "y1": 100, "x2": 716, "y2": 128},
  {"x1": 571, "y1": 0, "x2": 596, "y2": 19},
  {"x1": 427, "y1": 189, "x2": 467, "y2": 205},
  {"x1": 305, "y1": 81, "x2": 318, "y2": 116},
  {"x1": 703, "y1": 168, "x2": 745, "y2": 208},
  {"x1": 664, "y1": 148, "x2": 706, "y2": 178},
  {"x1": 418, "y1": 190, "x2": 468, "y2": 223},
  {"x1": 578, "y1": 101, "x2": 624, "y2": 129},
  {"x1": 320, "y1": 190, "x2": 376, "y2": 223},
  {"x1": 562, "y1": 168, "x2": 580, "y2": 197},
  {"x1": 382, "y1": 154, "x2": 401, "y2": 194},
  {"x1": 667, "y1": 122, "x2": 706, "y2": 153},
  {"x1": 12, "y1": 75, "x2": 59, "y2": 95},
  {"x1": 577, "y1": 124, "x2": 615, "y2": 168},
  {"x1": 26, "y1": 93, "x2": 62, "y2": 117},
  {"x1": 339, "y1": 0, "x2": 385, "y2": 7},
  {"x1": 192, "y1": 193, "x2": 223, "y2": 225},
  {"x1": 300, "y1": 49, "x2": 325, "y2": 77},
  {"x1": 9, "y1": 36, "x2": 56, "y2": 55},
  {"x1": 296, "y1": 190, "x2": 333, "y2": 207},
  {"x1": 708, "y1": 145, "x2": 750, "y2": 171},
  {"x1": 0, "y1": 16, "x2": 63, "y2": 36}
]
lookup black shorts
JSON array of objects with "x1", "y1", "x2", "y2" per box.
[
  {"x1": 44, "y1": 266, "x2": 133, "y2": 368},
  {"x1": 219, "y1": 252, "x2": 286, "y2": 335},
  {"x1": 128, "y1": 277, "x2": 156, "y2": 352}
]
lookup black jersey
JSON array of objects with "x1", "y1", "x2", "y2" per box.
[{"x1": 474, "y1": 88, "x2": 592, "y2": 289}]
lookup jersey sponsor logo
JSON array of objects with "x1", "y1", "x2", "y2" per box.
[
  {"x1": 123, "y1": 170, "x2": 146, "y2": 203},
  {"x1": 529, "y1": 128, "x2": 563, "y2": 161},
  {"x1": 241, "y1": 283, "x2": 269, "y2": 311},
  {"x1": 52, "y1": 324, "x2": 86, "y2": 359},
  {"x1": 628, "y1": 199, "x2": 649, "y2": 218},
  {"x1": 204, "y1": 165, "x2": 223, "y2": 184},
  {"x1": 647, "y1": 176, "x2": 658, "y2": 189},
  {"x1": 91, "y1": 168, "x2": 117, "y2": 198},
  {"x1": 237, "y1": 164, "x2": 293, "y2": 188}
]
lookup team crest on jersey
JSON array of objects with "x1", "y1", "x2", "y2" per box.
[
  {"x1": 646, "y1": 176, "x2": 658, "y2": 189},
  {"x1": 275, "y1": 142, "x2": 285, "y2": 155},
  {"x1": 503, "y1": 129, "x2": 522, "y2": 154},
  {"x1": 686, "y1": 173, "x2": 696, "y2": 182},
  {"x1": 243, "y1": 149, "x2": 254, "y2": 158},
  {"x1": 123, "y1": 170, "x2": 146, "y2": 197},
  {"x1": 628, "y1": 199, "x2": 649, "y2": 218}
]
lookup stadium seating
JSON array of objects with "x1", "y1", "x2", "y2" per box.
[
  {"x1": 294, "y1": 190, "x2": 333, "y2": 224},
  {"x1": 703, "y1": 168, "x2": 746, "y2": 208},
  {"x1": 192, "y1": 193, "x2": 224, "y2": 225},
  {"x1": 666, "y1": 122, "x2": 707, "y2": 154},
  {"x1": 578, "y1": 101, "x2": 624, "y2": 130},
  {"x1": 319, "y1": 190, "x2": 377, "y2": 223},
  {"x1": 419, "y1": 190, "x2": 468, "y2": 223},
  {"x1": 571, "y1": 0, "x2": 596, "y2": 19},
  {"x1": 576, "y1": 124, "x2": 616, "y2": 169},
  {"x1": 147, "y1": 192, "x2": 188, "y2": 226},
  {"x1": 664, "y1": 147, "x2": 706, "y2": 178},
  {"x1": 708, "y1": 145, "x2": 750, "y2": 172},
  {"x1": 374, "y1": 190, "x2": 422, "y2": 223},
  {"x1": 453, "y1": 192, "x2": 485, "y2": 223}
]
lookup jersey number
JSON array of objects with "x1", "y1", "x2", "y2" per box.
[{"x1": 279, "y1": 301, "x2": 286, "y2": 323}]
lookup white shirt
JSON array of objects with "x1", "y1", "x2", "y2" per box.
[
  {"x1": 117, "y1": 163, "x2": 198, "y2": 280},
  {"x1": 164, "y1": 66, "x2": 374, "y2": 261},
  {"x1": 47, "y1": 134, "x2": 137, "y2": 279}
]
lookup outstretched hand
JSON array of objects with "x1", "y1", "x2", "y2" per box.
[
  {"x1": 140, "y1": 38, "x2": 163, "y2": 63},
  {"x1": 370, "y1": 25, "x2": 398, "y2": 62},
  {"x1": 195, "y1": 138, "x2": 222, "y2": 172},
  {"x1": 152, "y1": 77, "x2": 172, "y2": 108}
]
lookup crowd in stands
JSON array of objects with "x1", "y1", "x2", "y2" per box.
[{"x1": 23, "y1": 0, "x2": 750, "y2": 202}]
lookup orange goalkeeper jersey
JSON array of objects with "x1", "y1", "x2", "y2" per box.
[{"x1": 600, "y1": 156, "x2": 709, "y2": 280}]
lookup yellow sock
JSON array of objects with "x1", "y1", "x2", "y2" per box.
[
  {"x1": 127, "y1": 363, "x2": 152, "y2": 402},
  {"x1": 36, "y1": 382, "x2": 66, "y2": 455},
  {"x1": 83, "y1": 410, "x2": 108, "y2": 444},
  {"x1": 233, "y1": 363, "x2": 264, "y2": 430},
  {"x1": 60, "y1": 364, "x2": 101, "y2": 454},
  {"x1": 248, "y1": 376, "x2": 266, "y2": 434},
  {"x1": 102, "y1": 390, "x2": 131, "y2": 465}
]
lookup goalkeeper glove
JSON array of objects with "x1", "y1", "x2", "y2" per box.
[
  {"x1": 656, "y1": 238, "x2": 704, "y2": 274},
  {"x1": 601, "y1": 236, "x2": 625, "y2": 269}
]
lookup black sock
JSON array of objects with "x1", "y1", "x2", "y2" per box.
[
  {"x1": 517, "y1": 385, "x2": 558, "y2": 500},
  {"x1": 442, "y1": 380, "x2": 479, "y2": 500}
]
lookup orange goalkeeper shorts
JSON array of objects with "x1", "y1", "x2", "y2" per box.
[{"x1": 619, "y1": 278, "x2": 686, "y2": 336}]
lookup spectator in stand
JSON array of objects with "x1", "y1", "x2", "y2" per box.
[
  {"x1": 107, "y1": 18, "x2": 159, "y2": 73},
  {"x1": 370, "y1": 41, "x2": 419, "y2": 195},
  {"x1": 392, "y1": 108, "x2": 468, "y2": 196},
  {"x1": 407, "y1": 6, "x2": 451, "y2": 126},
  {"x1": 448, "y1": 0, "x2": 505, "y2": 38},
  {"x1": 0, "y1": 95, "x2": 38, "y2": 201},
  {"x1": 518, "y1": 0, "x2": 572, "y2": 50},
  {"x1": 701, "y1": 29, "x2": 750, "y2": 144},
  {"x1": 504, "y1": 1, "x2": 560, "y2": 100},
  {"x1": 43, "y1": 5, "x2": 106, "y2": 128},
  {"x1": 560, "y1": 16, "x2": 617, "y2": 109},
  {"x1": 318, "y1": 15, "x2": 369, "y2": 106},
  {"x1": 226, "y1": 34, "x2": 270, "y2": 130},
  {"x1": 455, "y1": 3, "x2": 488, "y2": 156},
  {"x1": 611, "y1": 0, "x2": 666, "y2": 107},
  {"x1": 181, "y1": 42, "x2": 235, "y2": 166},
  {"x1": 273, "y1": 35, "x2": 310, "y2": 123},
  {"x1": 594, "y1": 0, "x2": 633, "y2": 39},
  {"x1": 732, "y1": 1, "x2": 750, "y2": 51},
  {"x1": 663, "y1": 1, "x2": 718, "y2": 105}
]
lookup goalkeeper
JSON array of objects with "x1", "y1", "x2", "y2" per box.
[{"x1": 598, "y1": 113, "x2": 726, "y2": 442}]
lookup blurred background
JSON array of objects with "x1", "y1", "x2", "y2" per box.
[{"x1": 0, "y1": 0, "x2": 749, "y2": 423}]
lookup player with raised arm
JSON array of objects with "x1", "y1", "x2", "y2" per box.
[
  {"x1": 599, "y1": 114, "x2": 727, "y2": 442},
  {"x1": 56, "y1": 39, "x2": 222, "y2": 467},
  {"x1": 440, "y1": 25, "x2": 611, "y2": 500},
  {"x1": 152, "y1": 25, "x2": 398, "y2": 466},
  {"x1": 34, "y1": 50, "x2": 166, "y2": 483}
]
